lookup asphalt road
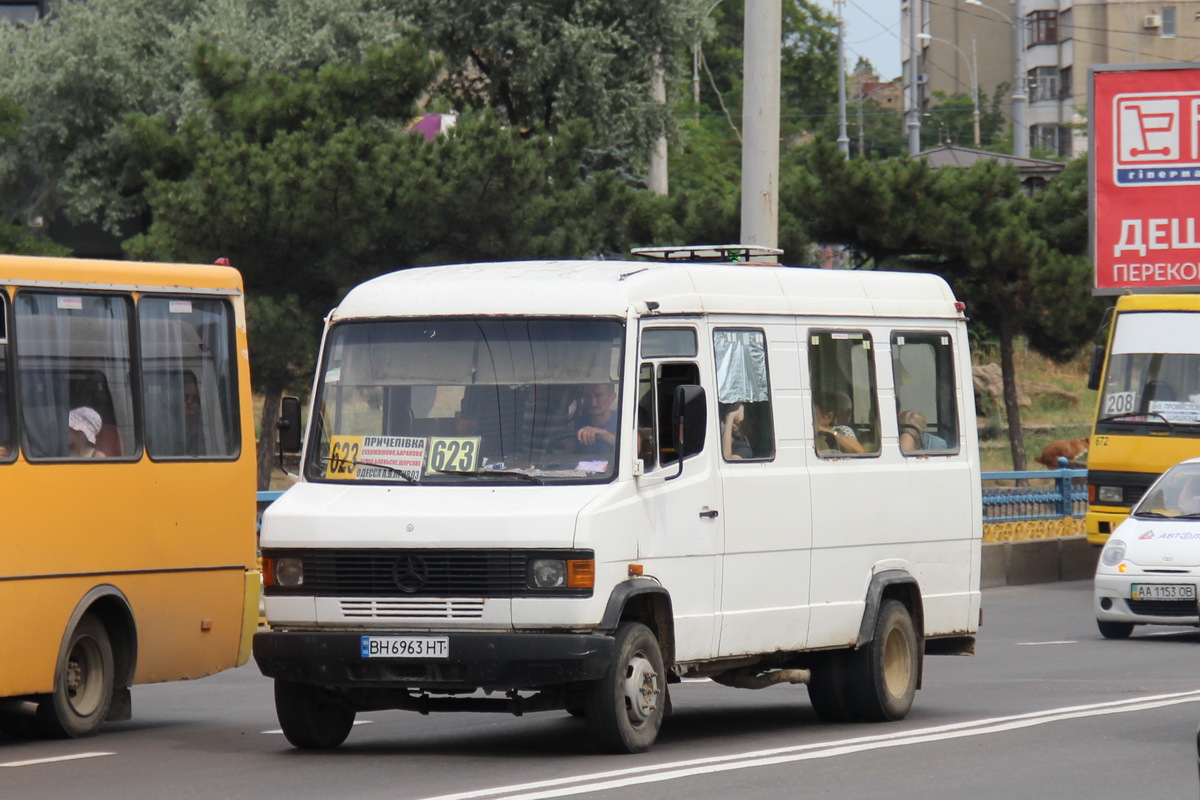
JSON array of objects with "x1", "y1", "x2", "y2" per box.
[{"x1": 3, "y1": 580, "x2": 1199, "y2": 800}]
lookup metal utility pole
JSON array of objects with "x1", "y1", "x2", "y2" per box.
[
  {"x1": 836, "y1": 0, "x2": 849, "y2": 156},
  {"x1": 740, "y1": 0, "x2": 781, "y2": 252},
  {"x1": 906, "y1": 0, "x2": 922, "y2": 155},
  {"x1": 1012, "y1": 0, "x2": 1028, "y2": 156}
]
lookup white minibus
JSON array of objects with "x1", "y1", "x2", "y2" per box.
[{"x1": 254, "y1": 247, "x2": 982, "y2": 753}]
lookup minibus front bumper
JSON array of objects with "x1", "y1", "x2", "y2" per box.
[{"x1": 253, "y1": 630, "x2": 614, "y2": 691}]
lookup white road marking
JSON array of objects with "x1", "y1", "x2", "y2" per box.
[
  {"x1": 0, "y1": 752, "x2": 114, "y2": 768},
  {"x1": 1017, "y1": 640, "x2": 1079, "y2": 645},
  {"x1": 262, "y1": 720, "x2": 373, "y2": 735},
  {"x1": 416, "y1": 689, "x2": 1200, "y2": 800}
]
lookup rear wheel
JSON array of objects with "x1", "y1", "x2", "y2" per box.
[
  {"x1": 584, "y1": 622, "x2": 665, "y2": 753},
  {"x1": 36, "y1": 614, "x2": 114, "y2": 738},
  {"x1": 1097, "y1": 619, "x2": 1135, "y2": 639},
  {"x1": 848, "y1": 599, "x2": 920, "y2": 722},
  {"x1": 274, "y1": 680, "x2": 356, "y2": 749}
]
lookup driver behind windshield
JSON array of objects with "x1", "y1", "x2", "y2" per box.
[{"x1": 568, "y1": 383, "x2": 617, "y2": 457}]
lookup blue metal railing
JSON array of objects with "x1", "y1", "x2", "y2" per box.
[
  {"x1": 980, "y1": 467, "x2": 1088, "y2": 523},
  {"x1": 258, "y1": 467, "x2": 1091, "y2": 529}
]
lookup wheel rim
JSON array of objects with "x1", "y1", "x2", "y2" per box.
[
  {"x1": 64, "y1": 636, "x2": 105, "y2": 717},
  {"x1": 881, "y1": 626, "x2": 912, "y2": 699},
  {"x1": 622, "y1": 652, "x2": 660, "y2": 727}
]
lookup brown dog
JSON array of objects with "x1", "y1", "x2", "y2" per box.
[{"x1": 1035, "y1": 437, "x2": 1089, "y2": 468}]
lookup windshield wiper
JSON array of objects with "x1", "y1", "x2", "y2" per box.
[
  {"x1": 435, "y1": 468, "x2": 544, "y2": 484},
  {"x1": 1098, "y1": 411, "x2": 1174, "y2": 429},
  {"x1": 1135, "y1": 510, "x2": 1169, "y2": 517}
]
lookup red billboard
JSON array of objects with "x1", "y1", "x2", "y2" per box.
[{"x1": 1092, "y1": 65, "x2": 1200, "y2": 293}]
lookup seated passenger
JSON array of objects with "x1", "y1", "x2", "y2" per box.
[
  {"x1": 68, "y1": 406, "x2": 107, "y2": 458},
  {"x1": 898, "y1": 409, "x2": 948, "y2": 452},
  {"x1": 814, "y1": 393, "x2": 864, "y2": 454},
  {"x1": 720, "y1": 402, "x2": 754, "y2": 460}
]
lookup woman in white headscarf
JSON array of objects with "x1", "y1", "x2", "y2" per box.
[{"x1": 68, "y1": 406, "x2": 106, "y2": 458}]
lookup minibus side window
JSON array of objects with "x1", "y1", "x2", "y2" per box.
[
  {"x1": 892, "y1": 332, "x2": 960, "y2": 455},
  {"x1": 807, "y1": 330, "x2": 880, "y2": 457},
  {"x1": 0, "y1": 293, "x2": 11, "y2": 462},
  {"x1": 713, "y1": 328, "x2": 775, "y2": 461},
  {"x1": 15, "y1": 292, "x2": 136, "y2": 461},
  {"x1": 141, "y1": 297, "x2": 239, "y2": 459}
]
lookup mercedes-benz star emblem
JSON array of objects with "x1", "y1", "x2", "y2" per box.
[{"x1": 392, "y1": 554, "x2": 428, "y2": 593}]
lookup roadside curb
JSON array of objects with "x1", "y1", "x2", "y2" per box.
[{"x1": 982, "y1": 535, "x2": 1098, "y2": 588}]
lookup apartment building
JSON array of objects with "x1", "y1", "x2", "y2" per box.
[{"x1": 903, "y1": 0, "x2": 1200, "y2": 158}]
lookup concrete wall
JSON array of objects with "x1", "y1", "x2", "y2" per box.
[{"x1": 981, "y1": 535, "x2": 1098, "y2": 588}]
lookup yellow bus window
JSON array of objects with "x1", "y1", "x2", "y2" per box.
[
  {"x1": 14, "y1": 292, "x2": 134, "y2": 460},
  {"x1": 140, "y1": 297, "x2": 239, "y2": 459}
]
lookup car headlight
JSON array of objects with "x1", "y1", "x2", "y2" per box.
[
  {"x1": 1100, "y1": 539, "x2": 1127, "y2": 568},
  {"x1": 1098, "y1": 486, "x2": 1123, "y2": 504},
  {"x1": 270, "y1": 557, "x2": 304, "y2": 587},
  {"x1": 529, "y1": 559, "x2": 567, "y2": 589}
]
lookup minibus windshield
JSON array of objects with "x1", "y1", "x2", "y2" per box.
[
  {"x1": 306, "y1": 318, "x2": 624, "y2": 484},
  {"x1": 1097, "y1": 312, "x2": 1200, "y2": 428}
]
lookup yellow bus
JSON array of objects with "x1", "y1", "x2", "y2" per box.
[
  {"x1": 0, "y1": 254, "x2": 260, "y2": 738},
  {"x1": 1086, "y1": 293, "x2": 1200, "y2": 545}
]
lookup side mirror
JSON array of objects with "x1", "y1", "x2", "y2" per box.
[
  {"x1": 1086, "y1": 343, "x2": 1106, "y2": 391},
  {"x1": 278, "y1": 396, "x2": 303, "y2": 454},
  {"x1": 667, "y1": 384, "x2": 706, "y2": 480}
]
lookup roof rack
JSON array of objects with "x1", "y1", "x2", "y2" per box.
[{"x1": 629, "y1": 244, "x2": 784, "y2": 263}]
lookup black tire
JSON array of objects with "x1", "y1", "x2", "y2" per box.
[
  {"x1": 848, "y1": 599, "x2": 920, "y2": 722},
  {"x1": 274, "y1": 680, "x2": 356, "y2": 750},
  {"x1": 1097, "y1": 619, "x2": 1135, "y2": 639},
  {"x1": 584, "y1": 622, "x2": 665, "y2": 753},
  {"x1": 36, "y1": 614, "x2": 114, "y2": 739},
  {"x1": 806, "y1": 650, "x2": 858, "y2": 722}
]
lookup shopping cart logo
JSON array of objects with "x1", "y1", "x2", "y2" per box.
[{"x1": 1113, "y1": 92, "x2": 1200, "y2": 185}]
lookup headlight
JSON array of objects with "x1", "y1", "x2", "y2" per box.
[
  {"x1": 529, "y1": 559, "x2": 567, "y2": 589},
  {"x1": 272, "y1": 557, "x2": 305, "y2": 587},
  {"x1": 1098, "y1": 486, "x2": 1123, "y2": 504},
  {"x1": 1100, "y1": 539, "x2": 1127, "y2": 568}
]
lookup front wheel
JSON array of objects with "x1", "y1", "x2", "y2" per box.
[
  {"x1": 1097, "y1": 619, "x2": 1135, "y2": 640},
  {"x1": 37, "y1": 614, "x2": 114, "y2": 738},
  {"x1": 274, "y1": 680, "x2": 356, "y2": 749},
  {"x1": 848, "y1": 599, "x2": 920, "y2": 722},
  {"x1": 584, "y1": 622, "x2": 665, "y2": 753}
]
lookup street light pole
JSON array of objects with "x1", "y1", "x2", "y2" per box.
[
  {"x1": 917, "y1": 32, "x2": 980, "y2": 147},
  {"x1": 906, "y1": 0, "x2": 922, "y2": 155},
  {"x1": 965, "y1": 0, "x2": 1027, "y2": 157}
]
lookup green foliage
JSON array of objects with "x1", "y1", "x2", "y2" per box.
[
  {"x1": 0, "y1": 0, "x2": 418, "y2": 231},
  {"x1": 400, "y1": 0, "x2": 701, "y2": 176}
]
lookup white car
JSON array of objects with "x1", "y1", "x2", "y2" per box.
[{"x1": 1095, "y1": 457, "x2": 1200, "y2": 639}]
